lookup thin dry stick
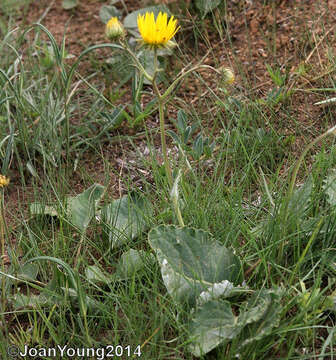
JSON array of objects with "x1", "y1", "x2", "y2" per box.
[
  {"x1": 312, "y1": 31, "x2": 323, "y2": 69},
  {"x1": 285, "y1": 18, "x2": 335, "y2": 96},
  {"x1": 118, "y1": 157, "x2": 124, "y2": 199},
  {"x1": 74, "y1": 233, "x2": 85, "y2": 269},
  {"x1": 133, "y1": 327, "x2": 160, "y2": 358},
  {"x1": 305, "y1": 24, "x2": 335, "y2": 64},
  {"x1": 311, "y1": 68, "x2": 336, "y2": 82},
  {"x1": 244, "y1": 259, "x2": 262, "y2": 278}
]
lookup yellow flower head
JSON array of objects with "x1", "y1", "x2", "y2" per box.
[
  {"x1": 106, "y1": 17, "x2": 124, "y2": 41},
  {"x1": 0, "y1": 175, "x2": 9, "y2": 188},
  {"x1": 137, "y1": 12, "x2": 180, "y2": 49}
]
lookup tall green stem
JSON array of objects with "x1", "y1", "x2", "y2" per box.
[
  {"x1": 152, "y1": 49, "x2": 173, "y2": 187},
  {"x1": 0, "y1": 192, "x2": 6, "y2": 311},
  {"x1": 121, "y1": 41, "x2": 153, "y2": 83},
  {"x1": 158, "y1": 97, "x2": 173, "y2": 187}
]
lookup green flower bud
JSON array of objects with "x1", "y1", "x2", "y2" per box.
[
  {"x1": 220, "y1": 67, "x2": 235, "y2": 85},
  {"x1": 105, "y1": 17, "x2": 124, "y2": 41}
]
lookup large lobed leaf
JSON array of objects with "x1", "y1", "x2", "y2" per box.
[
  {"x1": 99, "y1": 5, "x2": 121, "y2": 24},
  {"x1": 85, "y1": 249, "x2": 155, "y2": 284},
  {"x1": 30, "y1": 184, "x2": 106, "y2": 233},
  {"x1": 100, "y1": 193, "x2": 152, "y2": 249},
  {"x1": 148, "y1": 225, "x2": 243, "y2": 305},
  {"x1": 188, "y1": 299, "x2": 240, "y2": 356},
  {"x1": 237, "y1": 288, "x2": 282, "y2": 348},
  {"x1": 195, "y1": 0, "x2": 221, "y2": 18},
  {"x1": 188, "y1": 288, "x2": 282, "y2": 357},
  {"x1": 67, "y1": 183, "x2": 105, "y2": 232}
]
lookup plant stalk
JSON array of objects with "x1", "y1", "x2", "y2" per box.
[
  {"x1": 152, "y1": 49, "x2": 173, "y2": 187},
  {"x1": 0, "y1": 191, "x2": 6, "y2": 312}
]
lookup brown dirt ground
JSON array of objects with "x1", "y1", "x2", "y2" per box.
[{"x1": 3, "y1": 0, "x2": 336, "y2": 252}]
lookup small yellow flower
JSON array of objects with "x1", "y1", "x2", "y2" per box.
[
  {"x1": 0, "y1": 175, "x2": 9, "y2": 188},
  {"x1": 137, "y1": 12, "x2": 180, "y2": 49},
  {"x1": 106, "y1": 17, "x2": 124, "y2": 41}
]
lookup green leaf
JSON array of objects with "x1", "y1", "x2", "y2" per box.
[
  {"x1": 100, "y1": 193, "x2": 152, "y2": 249},
  {"x1": 188, "y1": 288, "x2": 282, "y2": 356},
  {"x1": 67, "y1": 183, "x2": 105, "y2": 232},
  {"x1": 237, "y1": 288, "x2": 282, "y2": 348},
  {"x1": 123, "y1": 5, "x2": 170, "y2": 29},
  {"x1": 60, "y1": 287, "x2": 99, "y2": 312},
  {"x1": 195, "y1": 0, "x2": 221, "y2": 18},
  {"x1": 30, "y1": 202, "x2": 58, "y2": 217},
  {"x1": 323, "y1": 169, "x2": 336, "y2": 206},
  {"x1": 30, "y1": 184, "x2": 105, "y2": 230},
  {"x1": 1, "y1": 0, "x2": 29, "y2": 13},
  {"x1": 17, "y1": 263, "x2": 39, "y2": 282},
  {"x1": 85, "y1": 250, "x2": 155, "y2": 283},
  {"x1": 26, "y1": 161, "x2": 38, "y2": 178},
  {"x1": 324, "y1": 292, "x2": 336, "y2": 312},
  {"x1": 62, "y1": 0, "x2": 78, "y2": 10},
  {"x1": 196, "y1": 280, "x2": 247, "y2": 306},
  {"x1": 100, "y1": 106, "x2": 125, "y2": 131},
  {"x1": 85, "y1": 265, "x2": 113, "y2": 285},
  {"x1": 11, "y1": 293, "x2": 52, "y2": 310},
  {"x1": 287, "y1": 176, "x2": 312, "y2": 216},
  {"x1": 25, "y1": 256, "x2": 78, "y2": 291},
  {"x1": 105, "y1": 53, "x2": 134, "y2": 86},
  {"x1": 115, "y1": 249, "x2": 155, "y2": 279},
  {"x1": 188, "y1": 300, "x2": 240, "y2": 356},
  {"x1": 99, "y1": 5, "x2": 122, "y2": 24},
  {"x1": 148, "y1": 225, "x2": 243, "y2": 305},
  {"x1": 138, "y1": 49, "x2": 167, "y2": 85}
]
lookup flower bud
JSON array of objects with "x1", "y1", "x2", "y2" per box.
[
  {"x1": 105, "y1": 17, "x2": 124, "y2": 41},
  {"x1": 0, "y1": 175, "x2": 9, "y2": 188},
  {"x1": 220, "y1": 67, "x2": 235, "y2": 85}
]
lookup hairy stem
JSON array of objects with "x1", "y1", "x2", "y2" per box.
[
  {"x1": 0, "y1": 191, "x2": 6, "y2": 312},
  {"x1": 152, "y1": 49, "x2": 173, "y2": 187}
]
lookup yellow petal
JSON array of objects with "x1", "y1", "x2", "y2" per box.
[{"x1": 137, "y1": 11, "x2": 180, "y2": 48}]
